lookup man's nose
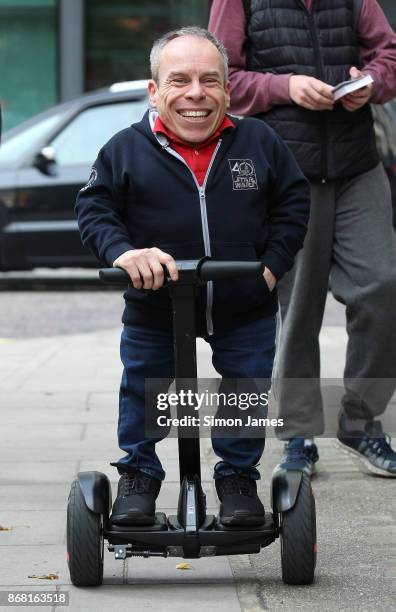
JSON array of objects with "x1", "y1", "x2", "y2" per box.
[{"x1": 185, "y1": 79, "x2": 205, "y2": 99}]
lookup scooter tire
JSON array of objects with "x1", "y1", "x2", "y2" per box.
[
  {"x1": 280, "y1": 472, "x2": 316, "y2": 585},
  {"x1": 67, "y1": 479, "x2": 104, "y2": 586}
]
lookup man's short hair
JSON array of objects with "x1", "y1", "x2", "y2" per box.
[{"x1": 150, "y1": 26, "x2": 229, "y2": 85}]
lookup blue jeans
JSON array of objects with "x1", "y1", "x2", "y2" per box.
[{"x1": 111, "y1": 317, "x2": 276, "y2": 481}]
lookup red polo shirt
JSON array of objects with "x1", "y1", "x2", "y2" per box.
[{"x1": 153, "y1": 115, "x2": 235, "y2": 185}]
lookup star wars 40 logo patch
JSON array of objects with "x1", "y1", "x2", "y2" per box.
[{"x1": 228, "y1": 159, "x2": 258, "y2": 190}]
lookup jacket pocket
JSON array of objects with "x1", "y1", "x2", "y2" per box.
[{"x1": 210, "y1": 242, "x2": 270, "y2": 317}]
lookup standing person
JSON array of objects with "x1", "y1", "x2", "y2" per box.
[
  {"x1": 75, "y1": 27, "x2": 310, "y2": 527},
  {"x1": 209, "y1": 0, "x2": 396, "y2": 476}
]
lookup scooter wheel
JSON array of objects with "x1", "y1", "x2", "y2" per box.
[
  {"x1": 67, "y1": 479, "x2": 104, "y2": 586},
  {"x1": 280, "y1": 472, "x2": 316, "y2": 585}
]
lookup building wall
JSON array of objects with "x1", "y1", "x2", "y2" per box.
[{"x1": 0, "y1": 0, "x2": 57, "y2": 132}]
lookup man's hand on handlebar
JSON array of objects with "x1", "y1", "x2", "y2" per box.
[
  {"x1": 263, "y1": 266, "x2": 277, "y2": 292},
  {"x1": 113, "y1": 248, "x2": 178, "y2": 290}
]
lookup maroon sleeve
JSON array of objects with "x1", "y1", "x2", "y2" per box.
[
  {"x1": 208, "y1": 0, "x2": 292, "y2": 115},
  {"x1": 358, "y1": 0, "x2": 396, "y2": 103}
]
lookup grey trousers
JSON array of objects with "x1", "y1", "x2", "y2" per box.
[{"x1": 274, "y1": 162, "x2": 396, "y2": 439}]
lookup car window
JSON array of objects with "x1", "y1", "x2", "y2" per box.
[
  {"x1": 0, "y1": 113, "x2": 64, "y2": 166},
  {"x1": 50, "y1": 100, "x2": 148, "y2": 166}
]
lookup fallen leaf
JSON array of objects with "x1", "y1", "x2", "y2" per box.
[
  {"x1": 28, "y1": 573, "x2": 59, "y2": 580},
  {"x1": 0, "y1": 525, "x2": 12, "y2": 531},
  {"x1": 176, "y1": 563, "x2": 192, "y2": 570}
]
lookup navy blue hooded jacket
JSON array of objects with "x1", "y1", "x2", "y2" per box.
[{"x1": 75, "y1": 110, "x2": 310, "y2": 336}]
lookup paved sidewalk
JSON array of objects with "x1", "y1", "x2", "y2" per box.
[{"x1": 0, "y1": 314, "x2": 395, "y2": 611}]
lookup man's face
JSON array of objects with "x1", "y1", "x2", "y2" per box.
[{"x1": 148, "y1": 36, "x2": 231, "y2": 144}]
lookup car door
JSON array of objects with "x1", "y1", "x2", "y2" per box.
[{"x1": 13, "y1": 98, "x2": 148, "y2": 268}]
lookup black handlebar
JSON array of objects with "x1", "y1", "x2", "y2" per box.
[
  {"x1": 99, "y1": 259, "x2": 264, "y2": 285},
  {"x1": 198, "y1": 260, "x2": 264, "y2": 281},
  {"x1": 99, "y1": 268, "x2": 131, "y2": 284}
]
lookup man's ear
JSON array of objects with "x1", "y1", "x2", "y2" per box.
[
  {"x1": 225, "y1": 80, "x2": 231, "y2": 109},
  {"x1": 148, "y1": 80, "x2": 158, "y2": 107}
]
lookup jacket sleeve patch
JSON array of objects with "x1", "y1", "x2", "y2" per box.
[{"x1": 80, "y1": 167, "x2": 98, "y2": 192}]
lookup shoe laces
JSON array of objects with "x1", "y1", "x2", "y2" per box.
[
  {"x1": 285, "y1": 443, "x2": 317, "y2": 464},
  {"x1": 120, "y1": 472, "x2": 151, "y2": 496},
  {"x1": 365, "y1": 432, "x2": 394, "y2": 457},
  {"x1": 220, "y1": 475, "x2": 257, "y2": 498},
  {"x1": 364, "y1": 422, "x2": 395, "y2": 458}
]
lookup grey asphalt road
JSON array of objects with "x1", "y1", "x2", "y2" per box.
[{"x1": 0, "y1": 285, "x2": 346, "y2": 339}]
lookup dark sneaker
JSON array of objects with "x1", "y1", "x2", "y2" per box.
[
  {"x1": 276, "y1": 438, "x2": 319, "y2": 476},
  {"x1": 111, "y1": 470, "x2": 161, "y2": 526},
  {"x1": 215, "y1": 474, "x2": 265, "y2": 526},
  {"x1": 337, "y1": 418, "x2": 396, "y2": 477}
]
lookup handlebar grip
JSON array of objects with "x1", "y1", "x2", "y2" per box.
[
  {"x1": 99, "y1": 261, "x2": 265, "y2": 285},
  {"x1": 99, "y1": 268, "x2": 130, "y2": 284},
  {"x1": 198, "y1": 260, "x2": 264, "y2": 282}
]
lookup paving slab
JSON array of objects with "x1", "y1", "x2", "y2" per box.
[
  {"x1": 0, "y1": 408, "x2": 116, "y2": 425},
  {"x1": 0, "y1": 462, "x2": 78, "y2": 486},
  {"x1": 0, "y1": 391, "x2": 89, "y2": 411},
  {"x1": 0, "y1": 485, "x2": 71, "y2": 511},
  {"x1": 64, "y1": 584, "x2": 241, "y2": 612},
  {"x1": 0, "y1": 510, "x2": 65, "y2": 546},
  {"x1": 0, "y1": 445, "x2": 122, "y2": 462},
  {"x1": 0, "y1": 545, "x2": 123, "y2": 587},
  {"x1": 87, "y1": 391, "x2": 119, "y2": 409},
  {"x1": 1, "y1": 425, "x2": 84, "y2": 446},
  {"x1": 23, "y1": 371, "x2": 120, "y2": 393},
  {"x1": 0, "y1": 546, "x2": 68, "y2": 587}
]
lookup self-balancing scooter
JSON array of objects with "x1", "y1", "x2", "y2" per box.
[{"x1": 66, "y1": 259, "x2": 316, "y2": 586}]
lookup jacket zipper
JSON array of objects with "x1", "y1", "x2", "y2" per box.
[
  {"x1": 305, "y1": 4, "x2": 328, "y2": 183},
  {"x1": 162, "y1": 140, "x2": 222, "y2": 336}
]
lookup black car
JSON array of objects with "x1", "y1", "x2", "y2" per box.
[
  {"x1": 0, "y1": 89, "x2": 395, "y2": 271},
  {"x1": 0, "y1": 81, "x2": 149, "y2": 270}
]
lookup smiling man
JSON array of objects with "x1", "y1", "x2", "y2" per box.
[
  {"x1": 75, "y1": 27, "x2": 310, "y2": 528},
  {"x1": 148, "y1": 34, "x2": 231, "y2": 145}
]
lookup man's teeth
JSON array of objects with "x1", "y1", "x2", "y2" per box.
[{"x1": 179, "y1": 110, "x2": 209, "y2": 117}]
